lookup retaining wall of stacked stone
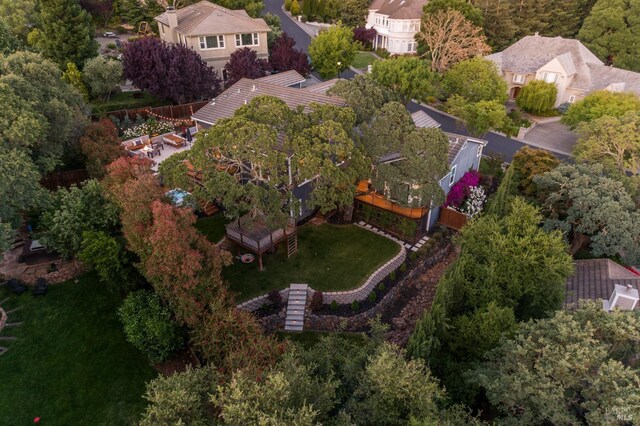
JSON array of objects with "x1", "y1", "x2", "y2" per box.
[{"x1": 237, "y1": 288, "x2": 290, "y2": 312}]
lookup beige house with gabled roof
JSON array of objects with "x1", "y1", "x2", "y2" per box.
[
  {"x1": 154, "y1": 0, "x2": 270, "y2": 73},
  {"x1": 487, "y1": 34, "x2": 640, "y2": 107}
]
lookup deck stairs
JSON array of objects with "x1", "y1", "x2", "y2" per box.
[
  {"x1": 287, "y1": 232, "x2": 298, "y2": 258},
  {"x1": 284, "y1": 284, "x2": 308, "y2": 332}
]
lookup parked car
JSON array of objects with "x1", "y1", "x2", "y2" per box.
[{"x1": 103, "y1": 31, "x2": 117, "y2": 38}]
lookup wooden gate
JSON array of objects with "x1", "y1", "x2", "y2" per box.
[{"x1": 438, "y1": 207, "x2": 468, "y2": 231}]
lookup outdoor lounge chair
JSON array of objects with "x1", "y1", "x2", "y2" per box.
[
  {"x1": 7, "y1": 278, "x2": 27, "y2": 295},
  {"x1": 32, "y1": 277, "x2": 47, "y2": 296}
]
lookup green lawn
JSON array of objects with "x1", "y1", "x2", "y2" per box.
[
  {"x1": 195, "y1": 214, "x2": 229, "y2": 244},
  {"x1": 90, "y1": 91, "x2": 171, "y2": 116},
  {"x1": 0, "y1": 273, "x2": 156, "y2": 425},
  {"x1": 223, "y1": 224, "x2": 400, "y2": 302},
  {"x1": 351, "y1": 52, "x2": 377, "y2": 69}
]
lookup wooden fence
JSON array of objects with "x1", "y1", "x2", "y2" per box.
[
  {"x1": 91, "y1": 100, "x2": 209, "y2": 122},
  {"x1": 438, "y1": 207, "x2": 468, "y2": 231},
  {"x1": 41, "y1": 169, "x2": 89, "y2": 191}
]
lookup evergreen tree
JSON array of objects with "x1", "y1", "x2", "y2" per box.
[
  {"x1": 0, "y1": 19, "x2": 22, "y2": 54},
  {"x1": 62, "y1": 62, "x2": 89, "y2": 101},
  {"x1": 30, "y1": 0, "x2": 99, "y2": 69},
  {"x1": 578, "y1": 0, "x2": 640, "y2": 71}
]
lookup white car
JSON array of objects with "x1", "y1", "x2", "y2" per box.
[{"x1": 103, "y1": 32, "x2": 117, "y2": 38}]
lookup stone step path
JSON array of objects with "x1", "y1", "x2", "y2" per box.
[
  {"x1": 0, "y1": 347, "x2": 7, "y2": 355},
  {"x1": 6, "y1": 306, "x2": 22, "y2": 314},
  {"x1": 284, "y1": 284, "x2": 308, "y2": 332},
  {"x1": 358, "y1": 221, "x2": 430, "y2": 252}
]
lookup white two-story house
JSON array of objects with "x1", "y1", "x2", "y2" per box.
[
  {"x1": 154, "y1": 0, "x2": 270, "y2": 73},
  {"x1": 486, "y1": 34, "x2": 640, "y2": 107},
  {"x1": 365, "y1": 0, "x2": 428, "y2": 55}
]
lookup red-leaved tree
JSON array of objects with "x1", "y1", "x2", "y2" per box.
[
  {"x1": 269, "y1": 33, "x2": 311, "y2": 76},
  {"x1": 223, "y1": 47, "x2": 270, "y2": 86},
  {"x1": 353, "y1": 26, "x2": 377, "y2": 48},
  {"x1": 80, "y1": 119, "x2": 124, "y2": 178},
  {"x1": 123, "y1": 37, "x2": 222, "y2": 104}
]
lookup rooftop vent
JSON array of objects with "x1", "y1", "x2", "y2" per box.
[
  {"x1": 251, "y1": 84, "x2": 257, "y2": 92},
  {"x1": 603, "y1": 284, "x2": 639, "y2": 311}
]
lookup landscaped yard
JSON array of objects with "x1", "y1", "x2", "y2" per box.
[
  {"x1": 222, "y1": 223, "x2": 400, "y2": 302},
  {"x1": 195, "y1": 214, "x2": 229, "y2": 243},
  {"x1": 90, "y1": 91, "x2": 171, "y2": 116},
  {"x1": 276, "y1": 330, "x2": 367, "y2": 349},
  {"x1": 351, "y1": 52, "x2": 378, "y2": 69},
  {"x1": 0, "y1": 273, "x2": 156, "y2": 425}
]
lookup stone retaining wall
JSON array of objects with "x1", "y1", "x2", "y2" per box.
[{"x1": 237, "y1": 224, "x2": 405, "y2": 312}]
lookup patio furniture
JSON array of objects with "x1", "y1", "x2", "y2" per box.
[
  {"x1": 151, "y1": 140, "x2": 164, "y2": 150},
  {"x1": 162, "y1": 134, "x2": 186, "y2": 148},
  {"x1": 125, "y1": 139, "x2": 146, "y2": 151},
  {"x1": 7, "y1": 278, "x2": 27, "y2": 295},
  {"x1": 32, "y1": 278, "x2": 48, "y2": 296},
  {"x1": 140, "y1": 145, "x2": 154, "y2": 158}
]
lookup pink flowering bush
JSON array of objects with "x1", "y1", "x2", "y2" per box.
[{"x1": 444, "y1": 171, "x2": 481, "y2": 208}]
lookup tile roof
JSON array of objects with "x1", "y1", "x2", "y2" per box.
[
  {"x1": 256, "y1": 70, "x2": 306, "y2": 87},
  {"x1": 369, "y1": 0, "x2": 429, "y2": 19},
  {"x1": 565, "y1": 259, "x2": 640, "y2": 308},
  {"x1": 155, "y1": 0, "x2": 270, "y2": 35},
  {"x1": 192, "y1": 78, "x2": 345, "y2": 125},
  {"x1": 587, "y1": 63, "x2": 640, "y2": 95}
]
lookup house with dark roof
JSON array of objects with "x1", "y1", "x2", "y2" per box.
[
  {"x1": 565, "y1": 259, "x2": 640, "y2": 311},
  {"x1": 355, "y1": 111, "x2": 486, "y2": 236},
  {"x1": 365, "y1": 0, "x2": 428, "y2": 54},
  {"x1": 155, "y1": 1, "x2": 270, "y2": 71},
  {"x1": 486, "y1": 34, "x2": 640, "y2": 107}
]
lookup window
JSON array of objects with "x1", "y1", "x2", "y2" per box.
[
  {"x1": 568, "y1": 95, "x2": 576, "y2": 103},
  {"x1": 199, "y1": 35, "x2": 224, "y2": 49},
  {"x1": 542, "y1": 71, "x2": 558, "y2": 83},
  {"x1": 235, "y1": 33, "x2": 259, "y2": 47},
  {"x1": 449, "y1": 165, "x2": 457, "y2": 186},
  {"x1": 477, "y1": 145, "x2": 482, "y2": 157},
  {"x1": 513, "y1": 74, "x2": 525, "y2": 83},
  {"x1": 407, "y1": 42, "x2": 415, "y2": 52},
  {"x1": 160, "y1": 25, "x2": 164, "y2": 35}
]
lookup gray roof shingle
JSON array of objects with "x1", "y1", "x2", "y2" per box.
[
  {"x1": 565, "y1": 259, "x2": 640, "y2": 308},
  {"x1": 155, "y1": 0, "x2": 270, "y2": 35},
  {"x1": 256, "y1": 70, "x2": 306, "y2": 87},
  {"x1": 192, "y1": 78, "x2": 344, "y2": 125},
  {"x1": 369, "y1": 0, "x2": 428, "y2": 19}
]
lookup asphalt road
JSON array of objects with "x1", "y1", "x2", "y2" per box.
[{"x1": 262, "y1": 0, "x2": 562, "y2": 163}]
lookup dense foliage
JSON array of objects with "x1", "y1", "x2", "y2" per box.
[
  {"x1": 515, "y1": 80, "x2": 558, "y2": 114},
  {"x1": 269, "y1": 33, "x2": 310, "y2": 76},
  {"x1": 327, "y1": 75, "x2": 398, "y2": 125},
  {"x1": 443, "y1": 57, "x2": 507, "y2": 103},
  {"x1": 562, "y1": 90, "x2": 640, "y2": 128},
  {"x1": 123, "y1": 37, "x2": 221, "y2": 104},
  {"x1": 370, "y1": 56, "x2": 439, "y2": 104},
  {"x1": 79, "y1": 119, "x2": 123, "y2": 178},
  {"x1": 471, "y1": 303, "x2": 640, "y2": 425},
  {"x1": 308, "y1": 24, "x2": 357, "y2": 79},
  {"x1": 223, "y1": 46, "x2": 269, "y2": 85},
  {"x1": 118, "y1": 290, "x2": 184, "y2": 363},
  {"x1": 28, "y1": 0, "x2": 99, "y2": 69},
  {"x1": 82, "y1": 56, "x2": 123, "y2": 100}
]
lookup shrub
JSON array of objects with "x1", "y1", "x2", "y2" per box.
[
  {"x1": 368, "y1": 291, "x2": 377, "y2": 302},
  {"x1": 118, "y1": 290, "x2": 184, "y2": 363},
  {"x1": 116, "y1": 26, "x2": 128, "y2": 34},
  {"x1": 444, "y1": 170, "x2": 481, "y2": 208},
  {"x1": 268, "y1": 289, "x2": 282, "y2": 306},
  {"x1": 557, "y1": 102, "x2": 571, "y2": 114},
  {"x1": 516, "y1": 80, "x2": 557, "y2": 115},
  {"x1": 389, "y1": 271, "x2": 396, "y2": 281},
  {"x1": 400, "y1": 263, "x2": 407, "y2": 272},
  {"x1": 351, "y1": 300, "x2": 360, "y2": 311},
  {"x1": 106, "y1": 42, "x2": 116, "y2": 50},
  {"x1": 290, "y1": 0, "x2": 301, "y2": 15},
  {"x1": 410, "y1": 252, "x2": 417, "y2": 262},
  {"x1": 122, "y1": 119, "x2": 174, "y2": 138},
  {"x1": 375, "y1": 48, "x2": 390, "y2": 58},
  {"x1": 377, "y1": 282, "x2": 386, "y2": 292},
  {"x1": 284, "y1": 0, "x2": 292, "y2": 11},
  {"x1": 330, "y1": 300, "x2": 338, "y2": 311},
  {"x1": 309, "y1": 291, "x2": 323, "y2": 312},
  {"x1": 432, "y1": 232, "x2": 443, "y2": 241}
]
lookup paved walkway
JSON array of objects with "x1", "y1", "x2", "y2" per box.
[{"x1": 357, "y1": 221, "x2": 428, "y2": 252}]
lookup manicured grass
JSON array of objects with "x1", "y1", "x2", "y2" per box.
[
  {"x1": 195, "y1": 214, "x2": 229, "y2": 243},
  {"x1": 0, "y1": 273, "x2": 156, "y2": 425},
  {"x1": 276, "y1": 330, "x2": 367, "y2": 349},
  {"x1": 351, "y1": 51, "x2": 377, "y2": 69},
  {"x1": 90, "y1": 91, "x2": 171, "y2": 116},
  {"x1": 223, "y1": 224, "x2": 400, "y2": 302}
]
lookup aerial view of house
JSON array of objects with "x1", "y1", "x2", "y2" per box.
[{"x1": 2, "y1": 0, "x2": 640, "y2": 424}]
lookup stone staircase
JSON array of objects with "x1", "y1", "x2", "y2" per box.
[{"x1": 284, "y1": 284, "x2": 308, "y2": 332}]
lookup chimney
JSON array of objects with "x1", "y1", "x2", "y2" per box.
[
  {"x1": 252, "y1": 84, "x2": 257, "y2": 92},
  {"x1": 167, "y1": 6, "x2": 178, "y2": 31},
  {"x1": 603, "y1": 284, "x2": 639, "y2": 312}
]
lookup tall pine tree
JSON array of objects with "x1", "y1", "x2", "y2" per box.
[{"x1": 30, "y1": 0, "x2": 98, "y2": 69}]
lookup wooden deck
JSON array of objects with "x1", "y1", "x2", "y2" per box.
[{"x1": 355, "y1": 181, "x2": 428, "y2": 219}]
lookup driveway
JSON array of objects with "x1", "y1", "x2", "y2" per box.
[{"x1": 523, "y1": 121, "x2": 578, "y2": 156}]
